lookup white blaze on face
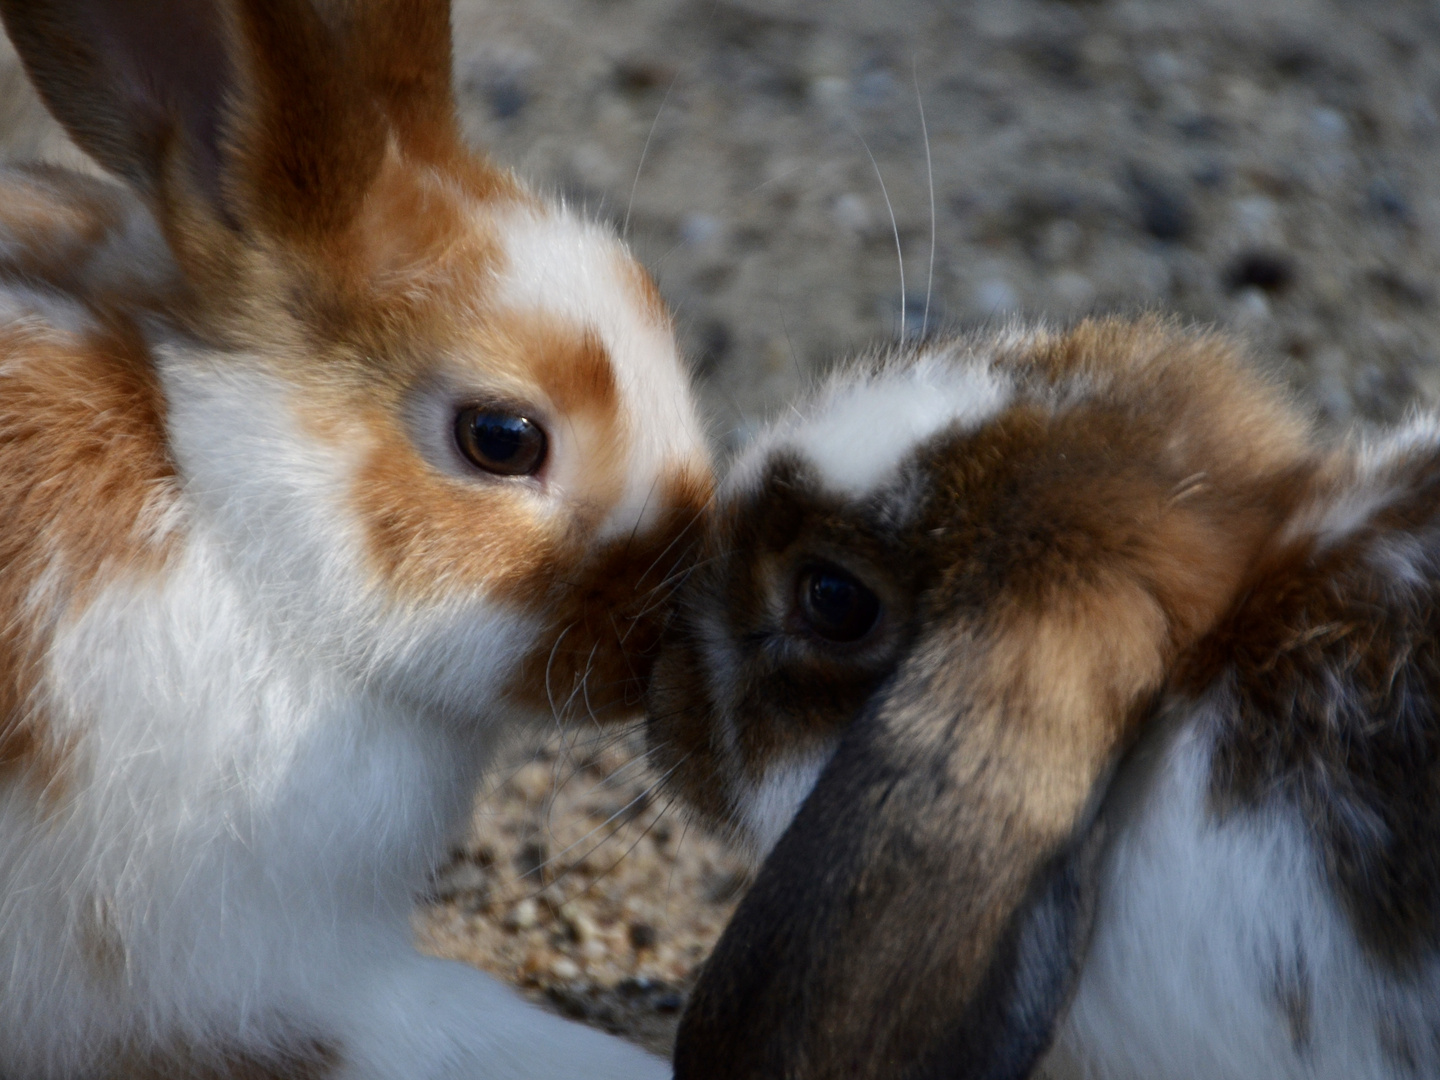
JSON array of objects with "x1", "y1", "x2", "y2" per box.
[
  {"x1": 802, "y1": 362, "x2": 1013, "y2": 498},
  {"x1": 740, "y1": 750, "x2": 835, "y2": 860},
  {"x1": 723, "y1": 350, "x2": 1016, "y2": 506}
]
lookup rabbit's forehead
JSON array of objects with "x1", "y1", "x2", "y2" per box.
[
  {"x1": 485, "y1": 207, "x2": 708, "y2": 537},
  {"x1": 726, "y1": 356, "x2": 1015, "y2": 505}
]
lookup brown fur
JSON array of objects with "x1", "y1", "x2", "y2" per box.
[
  {"x1": 0, "y1": 166, "x2": 183, "y2": 318},
  {"x1": 0, "y1": 167, "x2": 119, "y2": 281},
  {"x1": 505, "y1": 465, "x2": 713, "y2": 723},
  {"x1": 0, "y1": 315, "x2": 177, "y2": 790},
  {"x1": 648, "y1": 452, "x2": 930, "y2": 829},
  {"x1": 1196, "y1": 442, "x2": 1440, "y2": 964},
  {"x1": 655, "y1": 317, "x2": 1323, "y2": 1079}
]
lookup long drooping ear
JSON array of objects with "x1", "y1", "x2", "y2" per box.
[
  {"x1": 674, "y1": 581, "x2": 1173, "y2": 1080},
  {"x1": 0, "y1": 0, "x2": 464, "y2": 251}
]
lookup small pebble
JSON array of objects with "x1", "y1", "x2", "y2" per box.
[
  {"x1": 1311, "y1": 106, "x2": 1349, "y2": 143},
  {"x1": 853, "y1": 68, "x2": 898, "y2": 106},
  {"x1": 1233, "y1": 196, "x2": 1279, "y2": 241},
  {"x1": 562, "y1": 906, "x2": 599, "y2": 944},
  {"x1": 1038, "y1": 218, "x2": 1082, "y2": 265},
  {"x1": 680, "y1": 214, "x2": 725, "y2": 249},
  {"x1": 629, "y1": 922, "x2": 658, "y2": 951},
  {"x1": 832, "y1": 193, "x2": 871, "y2": 236},
  {"x1": 510, "y1": 762, "x2": 551, "y2": 803},
  {"x1": 1049, "y1": 271, "x2": 1096, "y2": 312},
  {"x1": 809, "y1": 75, "x2": 848, "y2": 107},
  {"x1": 1232, "y1": 286, "x2": 1272, "y2": 323},
  {"x1": 513, "y1": 841, "x2": 547, "y2": 880},
  {"x1": 438, "y1": 862, "x2": 489, "y2": 897},
  {"x1": 1225, "y1": 250, "x2": 1295, "y2": 295},
  {"x1": 504, "y1": 898, "x2": 539, "y2": 932},
  {"x1": 1367, "y1": 178, "x2": 1411, "y2": 223},
  {"x1": 1129, "y1": 168, "x2": 1192, "y2": 242},
  {"x1": 613, "y1": 58, "x2": 675, "y2": 94}
]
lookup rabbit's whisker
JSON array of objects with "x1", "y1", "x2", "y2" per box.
[
  {"x1": 914, "y1": 55, "x2": 936, "y2": 340},
  {"x1": 543, "y1": 621, "x2": 576, "y2": 730},
  {"x1": 566, "y1": 789, "x2": 687, "y2": 901},
  {"x1": 633, "y1": 505, "x2": 707, "y2": 589},
  {"x1": 623, "y1": 75, "x2": 678, "y2": 238},
  {"x1": 517, "y1": 753, "x2": 691, "y2": 884},
  {"x1": 847, "y1": 118, "x2": 905, "y2": 330}
]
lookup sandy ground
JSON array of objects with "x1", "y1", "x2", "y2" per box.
[{"x1": 6, "y1": 0, "x2": 1440, "y2": 1059}]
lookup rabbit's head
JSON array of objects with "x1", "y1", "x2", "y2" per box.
[
  {"x1": 0, "y1": 0, "x2": 710, "y2": 728},
  {"x1": 647, "y1": 317, "x2": 1319, "y2": 1079}
]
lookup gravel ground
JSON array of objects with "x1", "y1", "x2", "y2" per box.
[
  {"x1": 7, "y1": 0, "x2": 1440, "y2": 1059},
  {"x1": 413, "y1": 729, "x2": 749, "y2": 1056}
]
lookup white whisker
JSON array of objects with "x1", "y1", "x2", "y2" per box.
[
  {"x1": 914, "y1": 56, "x2": 936, "y2": 339},
  {"x1": 847, "y1": 119, "x2": 905, "y2": 331}
]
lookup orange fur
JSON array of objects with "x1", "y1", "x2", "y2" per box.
[{"x1": 0, "y1": 316, "x2": 177, "y2": 791}]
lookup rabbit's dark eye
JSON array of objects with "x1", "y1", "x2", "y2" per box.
[
  {"x1": 797, "y1": 564, "x2": 880, "y2": 643},
  {"x1": 455, "y1": 407, "x2": 547, "y2": 476}
]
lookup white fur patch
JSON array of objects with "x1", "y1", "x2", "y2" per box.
[
  {"x1": 802, "y1": 363, "x2": 1012, "y2": 497},
  {"x1": 1289, "y1": 415, "x2": 1440, "y2": 552},
  {"x1": 740, "y1": 751, "x2": 834, "y2": 860},
  {"x1": 1045, "y1": 704, "x2": 1440, "y2": 1080},
  {"x1": 724, "y1": 348, "x2": 1014, "y2": 505}
]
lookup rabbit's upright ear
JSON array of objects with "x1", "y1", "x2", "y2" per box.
[
  {"x1": 0, "y1": 0, "x2": 234, "y2": 199},
  {"x1": 0, "y1": 0, "x2": 473, "y2": 267}
]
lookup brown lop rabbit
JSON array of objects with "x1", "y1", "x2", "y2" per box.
[{"x1": 648, "y1": 316, "x2": 1440, "y2": 1080}]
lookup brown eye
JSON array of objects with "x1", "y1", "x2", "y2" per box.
[
  {"x1": 455, "y1": 407, "x2": 547, "y2": 476},
  {"x1": 797, "y1": 564, "x2": 881, "y2": 643}
]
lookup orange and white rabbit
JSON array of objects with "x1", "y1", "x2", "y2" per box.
[
  {"x1": 648, "y1": 317, "x2": 1440, "y2": 1080},
  {"x1": 0, "y1": 1, "x2": 709, "y2": 1077}
]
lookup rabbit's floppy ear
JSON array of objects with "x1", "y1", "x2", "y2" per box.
[
  {"x1": 675, "y1": 584, "x2": 1170, "y2": 1080},
  {"x1": 0, "y1": 0, "x2": 480, "y2": 267}
]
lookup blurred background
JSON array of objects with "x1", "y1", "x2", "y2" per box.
[
  {"x1": 439, "y1": 0, "x2": 1440, "y2": 443},
  {"x1": 5, "y1": 0, "x2": 1440, "y2": 1055}
]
